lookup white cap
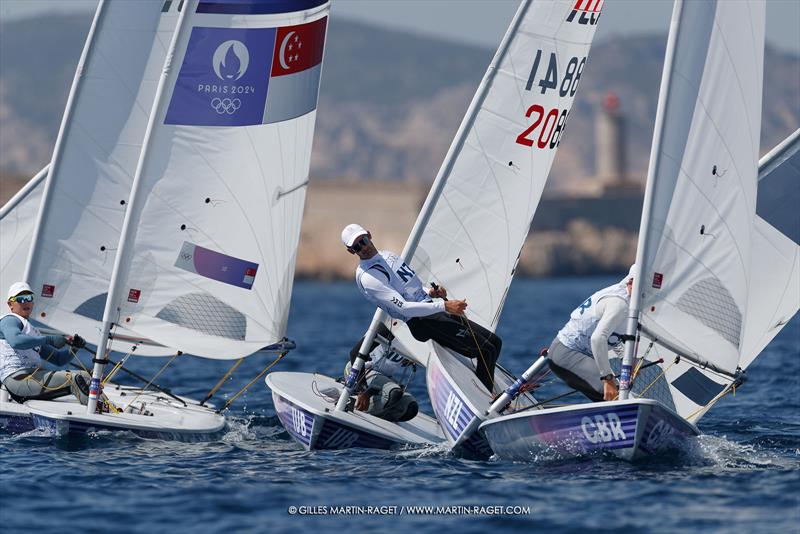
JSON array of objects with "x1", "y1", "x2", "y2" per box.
[
  {"x1": 341, "y1": 223, "x2": 369, "y2": 247},
  {"x1": 621, "y1": 263, "x2": 637, "y2": 285},
  {"x1": 7, "y1": 282, "x2": 32, "y2": 300}
]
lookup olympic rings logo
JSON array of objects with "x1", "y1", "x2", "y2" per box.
[{"x1": 211, "y1": 97, "x2": 241, "y2": 115}]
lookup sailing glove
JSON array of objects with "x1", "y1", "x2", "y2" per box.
[{"x1": 69, "y1": 334, "x2": 87, "y2": 349}]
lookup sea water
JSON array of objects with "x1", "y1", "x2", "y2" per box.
[{"x1": 1, "y1": 277, "x2": 798, "y2": 533}]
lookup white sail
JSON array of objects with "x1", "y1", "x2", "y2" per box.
[
  {"x1": 740, "y1": 129, "x2": 800, "y2": 368},
  {"x1": 617, "y1": 131, "x2": 798, "y2": 423},
  {"x1": 391, "y1": 0, "x2": 603, "y2": 365},
  {"x1": 1, "y1": 167, "x2": 47, "y2": 296},
  {"x1": 24, "y1": 1, "x2": 181, "y2": 355},
  {"x1": 620, "y1": 0, "x2": 766, "y2": 421},
  {"x1": 103, "y1": 0, "x2": 330, "y2": 359},
  {"x1": 635, "y1": 0, "x2": 765, "y2": 376},
  {"x1": 413, "y1": 0, "x2": 602, "y2": 329}
]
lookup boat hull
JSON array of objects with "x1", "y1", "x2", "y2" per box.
[
  {"x1": 23, "y1": 385, "x2": 225, "y2": 442},
  {"x1": 427, "y1": 353, "x2": 493, "y2": 458},
  {"x1": 480, "y1": 398, "x2": 699, "y2": 461},
  {"x1": 267, "y1": 372, "x2": 445, "y2": 451}
]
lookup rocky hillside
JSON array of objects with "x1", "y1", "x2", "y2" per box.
[{"x1": 1, "y1": 14, "x2": 797, "y2": 191}]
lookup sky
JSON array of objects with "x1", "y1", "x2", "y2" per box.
[{"x1": 1, "y1": 0, "x2": 798, "y2": 55}]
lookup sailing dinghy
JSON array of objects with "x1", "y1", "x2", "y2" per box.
[
  {"x1": 14, "y1": 0, "x2": 330, "y2": 440},
  {"x1": 481, "y1": 0, "x2": 790, "y2": 462},
  {"x1": 267, "y1": 0, "x2": 601, "y2": 454},
  {"x1": 2, "y1": 0, "x2": 184, "y2": 432}
]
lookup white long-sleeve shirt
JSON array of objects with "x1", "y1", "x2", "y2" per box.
[
  {"x1": 588, "y1": 296, "x2": 628, "y2": 378},
  {"x1": 557, "y1": 282, "x2": 630, "y2": 378},
  {"x1": 356, "y1": 251, "x2": 444, "y2": 322}
]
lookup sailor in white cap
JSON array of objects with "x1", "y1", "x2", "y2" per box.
[
  {"x1": 0, "y1": 282, "x2": 91, "y2": 405},
  {"x1": 342, "y1": 224, "x2": 502, "y2": 392},
  {"x1": 547, "y1": 265, "x2": 638, "y2": 402}
]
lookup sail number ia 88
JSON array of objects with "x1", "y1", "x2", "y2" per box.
[{"x1": 515, "y1": 51, "x2": 586, "y2": 149}]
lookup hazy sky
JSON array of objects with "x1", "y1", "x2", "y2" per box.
[{"x1": 1, "y1": 0, "x2": 798, "y2": 54}]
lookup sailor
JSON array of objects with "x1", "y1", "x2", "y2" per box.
[
  {"x1": 342, "y1": 224, "x2": 501, "y2": 392},
  {"x1": 547, "y1": 265, "x2": 636, "y2": 402},
  {"x1": 0, "y1": 282, "x2": 90, "y2": 405},
  {"x1": 344, "y1": 324, "x2": 418, "y2": 422}
]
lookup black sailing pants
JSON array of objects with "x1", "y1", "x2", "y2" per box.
[{"x1": 407, "y1": 312, "x2": 501, "y2": 392}]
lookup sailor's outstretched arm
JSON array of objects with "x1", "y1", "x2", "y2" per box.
[{"x1": 360, "y1": 272, "x2": 444, "y2": 319}]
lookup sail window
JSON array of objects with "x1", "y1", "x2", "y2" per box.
[
  {"x1": 74, "y1": 293, "x2": 109, "y2": 322},
  {"x1": 156, "y1": 292, "x2": 246, "y2": 340},
  {"x1": 670, "y1": 367, "x2": 726, "y2": 406},
  {"x1": 676, "y1": 277, "x2": 742, "y2": 347}
]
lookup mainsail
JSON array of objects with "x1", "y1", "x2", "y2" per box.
[
  {"x1": 24, "y1": 1, "x2": 181, "y2": 355},
  {"x1": 98, "y1": 0, "x2": 330, "y2": 359},
  {"x1": 391, "y1": 0, "x2": 603, "y2": 364},
  {"x1": 739, "y1": 130, "x2": 799, "y2": 368},
  {"x1": 622, "y1": 0, "x2": 767, "y2": 422}
]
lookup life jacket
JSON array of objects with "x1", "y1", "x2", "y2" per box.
[
  {"x1": 0, "y1": 312, "x2": 44, "y2": 382},
  {"x1": 556, "y1": 283, "x2": 629, "y2": 356}
]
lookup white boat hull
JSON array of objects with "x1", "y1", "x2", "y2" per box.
[
  {"x1": 1, "y1": 382, "x2": 139, "y2": 434},
  {"x1": 12, "y1": 383, "x2": 225, "y2": 442},
  {"x1": 266, "y1": 371, "x2": 445, "y2": 451},
  {"x1": 480, "y1": 398, "x2": 699, "y2": 461}
]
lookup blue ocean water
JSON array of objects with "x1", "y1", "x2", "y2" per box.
[{"x1": 1, "y1": 277, "x2": 798, "y2": 533}]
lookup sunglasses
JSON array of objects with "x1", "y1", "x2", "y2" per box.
[
  {"x1": 9, "y1": 294, "x2": 34, "y2": 303},
  {"x1": 348, "y1": 235, "x2": 370, "y2": 253}
]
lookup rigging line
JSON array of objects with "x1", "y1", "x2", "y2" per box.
[
  {"x1": 630, "y1": 338, "x2": 655, "y2": 384},
  {"x1": 311, "y1": 380, "x2": 337, "y2": 404},
  {"x1": 100, "y1": 348, "x2": 134, "y2": 386},
  {"x1": 636, "y1": 357, "x2": 677, "y2": 399},
  {"x1": 685, "y1": 378, "x2": 740, "y2": 423},
  {"x1": 218, "y1": 351, "x2": 288, "y2": 413},
  {"x1": 200, "y1": 358, "x2": 244, "y2": 406},
  {"x1": 122, "y1": 352, "x2": 182, "y2": 410},
  {"x1": 508, "y1": 388, "x2": 583, "y2": 414}
]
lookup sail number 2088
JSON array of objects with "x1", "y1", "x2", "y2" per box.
[{"x1": 515, "y1": 51, "x2": 587, "y2": 149}]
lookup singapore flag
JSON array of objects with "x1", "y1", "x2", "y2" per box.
[{"x1": 263, "y1": 16, "x2": 328, "y2": 124}]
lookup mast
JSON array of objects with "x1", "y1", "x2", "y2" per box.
[
  {"x1": 335, "y1": 0, "x2": 534, "y2": 411},
  {"x1": 23, "y1": 2, "x2": 108, "y2": 282},
  {"x1": 0, "y1": 166, "x2": 48, "y2": 221},
  {"x1": 619, "y1": 0, "x2": 685, "y2": 399},
  {"x1": 86, "y1": 0, "x2": 196, "y2": 414}
]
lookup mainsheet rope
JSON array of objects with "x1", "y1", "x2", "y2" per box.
[{"x1": 218, "y1": 351, "x2": 289, "y2": 413}]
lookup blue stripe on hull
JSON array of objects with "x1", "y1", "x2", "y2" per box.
[
  {"x1": 315, "y1": 418, "x2": 394, "y2": 450},
  {"x1": 0, "y1": 413, "x2": 34, "y2": 434},
  {"x1": 272, "y1": 393, "x2": 396, "y2": 451}
]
